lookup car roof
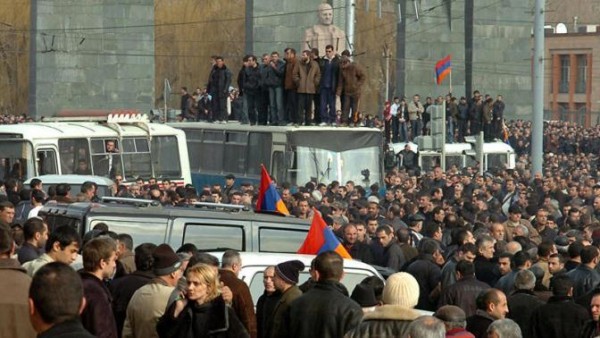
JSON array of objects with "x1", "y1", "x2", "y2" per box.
[
  {"x1": 25, "y1": 174, "x2": 114, "y2": 186},
  {"x1": 209, "y1": 251, "x2": 383, "y2": 277}
]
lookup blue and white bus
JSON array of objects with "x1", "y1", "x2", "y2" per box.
[{"x1": 168, "y1": 122, "x2": 384, "y2": 188}]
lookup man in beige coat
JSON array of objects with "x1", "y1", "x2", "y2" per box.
[
  {"x1": 293, "y1": 50, "x2": 321, "y2": 126},
  {"x1": 0, "y1": 226, "x2": 36, "y2": 338},
  {"x1": 122, "y1": 244, "x2": 182, "y2": 338}
]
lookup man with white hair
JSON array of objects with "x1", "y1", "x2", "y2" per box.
[
  {"x1": 506, "y1": 269, "x2": 543, "y2": 337},
  {"x1": 487, "y1": 319, "x2": 522, "y2": 338},
  {"x1": 406, "y1": 316, "x2": 445, "y2": 338}
]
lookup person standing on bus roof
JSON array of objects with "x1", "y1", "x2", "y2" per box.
[{"x1": 207, "y1": 56, "x2": 232, "y2": 124}]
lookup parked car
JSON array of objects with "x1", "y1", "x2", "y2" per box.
[{"x1": 208, "y1": 251, "x2": 384, "y2": 306}]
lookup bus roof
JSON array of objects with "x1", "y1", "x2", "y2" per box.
[
  {"x1": 0, "y1": 121, "x2": 185, "y2": 139},
  {"x1": 167, "y1": 121, "x2": 381, "y2": 133}
]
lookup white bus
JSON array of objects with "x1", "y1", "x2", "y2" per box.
[
  {"x1": 0, "y1": 112, "x2": 191, "y2": 185},
  {"x1": 392, "y1": 140, "x2": 516, "y2": 173}
]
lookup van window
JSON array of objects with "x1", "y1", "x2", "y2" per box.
[
  {"x1": 122, "y1": 137, "x2": 152, "y2": 179},
  {"x1": 487, "y1": 153, "x2": 508, "y2": 170},
  {"x1": 259, "y1": 227, "x2": 307, "y2": 253},
  {"x1": 183, "y1": 224, "x2": 244, "y2": 251},
  {"x1": 89, "y1": 219, "x2": 167, "y2": 245}
]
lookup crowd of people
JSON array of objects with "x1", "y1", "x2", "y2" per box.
[{"x1": 179, "y1": 46, "x2": 366, "y2": 127}]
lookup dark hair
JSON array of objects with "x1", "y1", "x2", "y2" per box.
[
  {"x1": 537, "y1": 241, "x2": 554, "y2": 258},
  {"x1": 82, "y1": 237, "x2": 117, "y2": 272},
  {"x1": 453, "y1": 229, "x2": 472, "y2": 246},
  {"x1": 92, "y1": 223, "x2": 109, "y2": 232},
  {"x1": 551, "y1": 274, "x2": 573, "y2": 296},
  {"x1": 396, "y1": 228, "x2": 411, "y2": 244},
  {"x1": 177, "y1": 243, "x2": 198, "y2": 254},
  {"x1": 81, "y1": 181, "x2": 95, "y2": 194},
  {"x1": 189, "y1": 251, "x2": 219, "y2": 268},
  {"x1": 55, "y1": 183, "x2": 71, "y2": 197},
  {"x1": 29, "y1": 262, "x2": 83, "y2": 325},
  {"x1": 456, "y1": 260, "x2": 475, "y2": 277},
  {"x1": 23, "y1": 217, "x2": 46, "y2": 241},
  {"x1": 134, "y1": 243, "x2": 157, "y2": 272},
  {"x1": 422, "y1": 222, "x2": 441, "y2": 239},
  {"x1": 376, "y1": 225, "x2": 392, "y2": 235},
  {"x1": 476, "y1": 289, "x2": 503, "y2": 311},
  {"x1": 581, "y1": 245, "x2": 599, "y2": 264},
  {"x1": 0, "y1": 226, "x2": 12, "y2": 254},
  {"x1": 359, "y1": 276, "x2": 385, "y2": 301},
  {"x1": 31, "y1": 189, "x2": 45, "y2": 203},
  {"x1": 314, "y1": 251, "x2": 344, "y2": 281},
  {"x1": 45, "y1": 225, "x2": 81, "y2": 253},
  {"x1": 117, "y1": 233, "x2": 133, "y2": 251},
  {"x1": 568, "y1": 241, "x2": 584, "y2": 259},
  {"x1": 512, "y1": 250, "x2": 531, "y2": 268},
  {"x1": 30, "y1": 178, "x2": 42, "y2": 189},
  {"x1": 419, "y1": 238, "x2": 441, "y2": 255},
  {"x1": 459, "y1": 243, "x2": 478, "y2": 256}
]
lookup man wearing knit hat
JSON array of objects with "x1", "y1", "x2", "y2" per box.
[
  {"x1": 265, "y1": 260, "x2": 305, "y2": 338},
  {"x1": 122, "y1": 244, "x2": 182, "y2": 338},
  {"x1": 346, "y1": 272, "x2": 421, "y2": 337}
]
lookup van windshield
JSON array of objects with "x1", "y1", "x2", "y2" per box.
[{"x1": 0, "y1": 140, "x2": 35, "y2": 182}]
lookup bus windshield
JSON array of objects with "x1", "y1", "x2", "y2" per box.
[
  {"x1": 295, "y1": 145, "x2": 381, "y2": 185},
  {"x1": 0, "y1": 140, "x2": 35, "y2": 182}
]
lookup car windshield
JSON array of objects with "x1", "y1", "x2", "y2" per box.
[{"x1": 295, "y1": 146, "x2": 380, "y2": 185}]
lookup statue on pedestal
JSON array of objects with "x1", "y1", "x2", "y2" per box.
[{"x1": 303, "y1": 3, "x2": 347, "y2": 57}]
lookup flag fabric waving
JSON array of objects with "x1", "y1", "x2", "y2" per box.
[
  {"x1": 297, "y1": 208, "x2": 351, "y2": 259},
  {"x1": 435, "y1": 55, "x2": 452, "y2": 85},
  {"x1": 255, "y1": 165, "x2": 290, "y2": 215}
]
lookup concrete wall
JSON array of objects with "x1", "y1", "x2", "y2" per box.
[
  {"x1": 0, "y1": 0, "x2": 30, "y2": 115},
  {"x1": 30, "y1": 0, "x2": 155, "y2": 118},
  {"x1": 402, "y1": 0, "x2": 533, "y2": 119}
]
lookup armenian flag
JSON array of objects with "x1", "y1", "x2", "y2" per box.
[
  {"x1": 255, "y1": 165, "x2": 290, "y2": 215},
  {"x1": 435, "y1": 55, "x2": 452, "y2": 85},
  {"x1": 297, "y1": 208, "x2": 351, "y2": 259}
]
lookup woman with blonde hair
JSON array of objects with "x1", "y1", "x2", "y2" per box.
[{"x1": 157, "y1": 263, "x2": 249, "y2": 338}]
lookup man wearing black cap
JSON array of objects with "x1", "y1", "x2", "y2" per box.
[
  {"x1": 265, "y1": 260, "x2": 305, "y2": 338},
  {"x1": 123, "y1": 244, "x2": 182, "y2": 338},
  {"x1": 223, "y1": 174, "x2": 236, "y2": 203}
]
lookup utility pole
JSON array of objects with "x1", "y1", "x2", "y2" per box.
[
  {"x1": 383, "y1": 45, "x2": 390, "y2": 101},
  {"x1": 532, "y1": 0, "x2": 545, "y2": 176}
]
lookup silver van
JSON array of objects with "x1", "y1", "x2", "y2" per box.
[{"x1": 39, "y1": 199, "x2": 310, "y2": 253}]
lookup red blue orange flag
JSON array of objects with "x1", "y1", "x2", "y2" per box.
[
  {"x1": 435, "y1": 55, "x2": 452, "y2": 85},
  {"x1": 256, "y1": 165, "x2": 290, "y2": 215},
  {"x1": 297, "y1": 208, "x2": 352, "y2": 259}
]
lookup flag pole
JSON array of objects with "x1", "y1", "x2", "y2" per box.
[{"x1": 449, "y1": 66, "x2": 452, "y2": 95}]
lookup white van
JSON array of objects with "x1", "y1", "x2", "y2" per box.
[{"x1": 209, "y1": 251, "x2": 384, "y2": 306}]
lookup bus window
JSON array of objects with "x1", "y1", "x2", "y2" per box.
[
  {"x1": 121, "y1": 137, "x2": 152, "y2": 179},
  {"x1": 37, "y1": 149, "x2": 58, "y2": 175},
  {"x1": 259, "y1": 227, "x2": 307, "y2": 253},
  {"x1": 420, "y1": 154, "x2": 441, "y2": 173},
  {"x1": 58, "y1": 138, "x2": 90, "y2": 175},
  {"x1": 224, "y1": 132, "x2": 247, "y2": 175},
  {"x1": 247, "y1": 133, "x2": 272, "y2": 176},
  {"x1": 487, "y1": 153, "x2": 508, "y2": 170},
  {"x1": 445, "y1": 155, "x2": 462, "y2": 171},
  {"x1": 183, "y1": 223, "x2": 244, "y2": 251},
  {"x1": 152, "y1": 136, "x2": 182, "y2": 178},
  {"x1": 272, "y1": 151, "x2": 285, "y2": 182},
  {"x1": 91, "y1": 139, "x2": 122, "y2": 179},
  {"x1": 198, "y1": 131, "x2": 225, "y2": 172}
]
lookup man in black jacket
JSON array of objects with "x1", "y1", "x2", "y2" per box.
[
  {"x1": 342, "y1": 224, "x2": 374, "y2": 264},
  {"x1": 567, "y1": 245, "x2": 600, "y2": 299},
  {"x1": 507, "y1": 269, "x2": 544, "y2": 338},
  {"x1": 375, "y1": 225, "x2": 406, "y2": 271},
  {"x1": 207, "y1": 56, "x2": 232, "y2": 124},
  {"x1": 282, "y1": 251, "x2": 362, "y2": 338},
  {"x1": 439, "y1": 260, "x2": 490, "y2": 317},
  {"x1": 405, "y1": 239, "x2": 444, "y2": 311},
  {"x1": 530, "y1": 274, "x2": 589, "y2": 338}
]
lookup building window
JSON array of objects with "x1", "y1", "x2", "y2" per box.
[
  {"x1": 559, "y1": 55, "x2": 570, "y2": 93},
  {"x1": 576, "y1": 55, "x2": 587, "y2": 94}
]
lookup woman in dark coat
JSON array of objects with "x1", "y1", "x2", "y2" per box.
[{"x1": 157, "y1": 263, "x2": 249, "y2": 338}]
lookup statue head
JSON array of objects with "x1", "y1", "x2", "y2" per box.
[{"x1": 317, "y1": 3, "x2": 334, "y2": 26}]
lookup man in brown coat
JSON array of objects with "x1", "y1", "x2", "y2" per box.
[
  {"x1": 293, "y1": 50, "x2": 321, "y2": 126},
  {"x1": 220, "y1": 250, "x2": 257, "y2": 338},
  {"x1": 0, "y1": 226, "x2": 37, "y2": 338},
  {"x1": 336, "y1": 50, "x2": 366, "y2": 125}
]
